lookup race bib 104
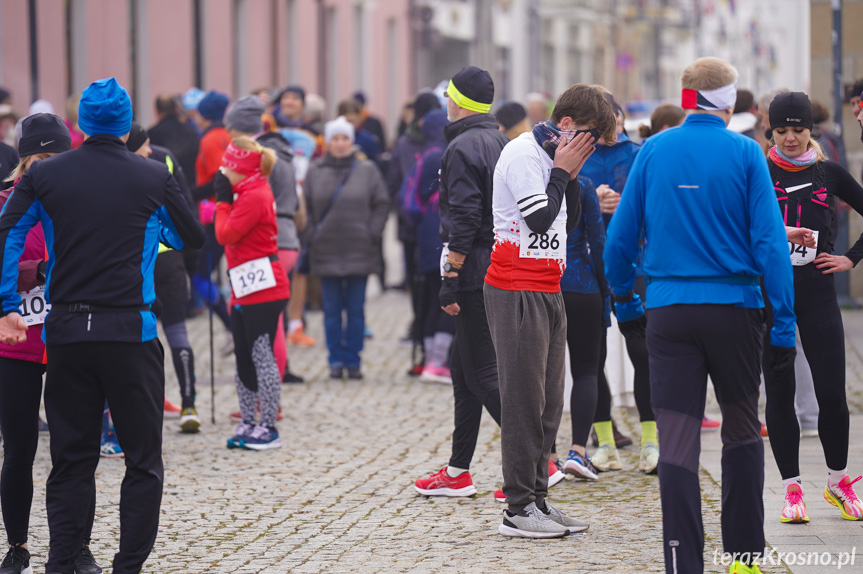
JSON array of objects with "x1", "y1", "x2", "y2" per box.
[
  {"x1": 519, "y1": 219, "x2": 566, "y2": 260},
  {"x1": 229, "y1": 256, "x2": 277, "y2": 298},
  {"x1": 789, "y1": 230, "x2": 819, "y2": 267},
  {"x1": 19, "y1": 285, "x2": 50, "y2": 326}
]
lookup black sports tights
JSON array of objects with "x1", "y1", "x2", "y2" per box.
[
  {"x1": 563, "y1": 292, "x2": 603, "y2": 447},
  {"x1": 763, "y1": 266, "x2": 849, "y2": 478},
  {"x1": 0, "y1": 357, "x2": 95, "y2": 545},
  {"x1": 594, "y1": 327, "x2": 654, "y2": 424}
]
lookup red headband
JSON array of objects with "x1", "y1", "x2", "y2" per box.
[{"x1": 222, "y1": 142, "x2": 262, "y2": 176}]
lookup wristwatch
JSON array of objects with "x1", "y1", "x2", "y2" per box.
[
  {"x1": 443, "y1": 262, "x2": 460, "y2": 274},
  {"x1": 614, "y1": 292, "x2": 634, "y2": 303}
]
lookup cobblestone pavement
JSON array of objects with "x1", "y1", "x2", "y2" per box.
[{"x1": 18, "y1": 290, "x2": 863, "y2": 573}]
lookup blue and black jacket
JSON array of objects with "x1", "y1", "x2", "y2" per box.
[{"x1": 0, "y1": 134, "x2": 206, "y2": 344}]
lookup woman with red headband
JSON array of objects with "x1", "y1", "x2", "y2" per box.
[{"x1": 215, "y1": 136, "x2": 290, "y2": 450}]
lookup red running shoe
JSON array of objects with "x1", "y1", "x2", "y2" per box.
[
  {"x1": 164, "y1": 398, "x2": 182, "y2": 418},
  {"x1": 414, "y1": 467, "x2": 477, "y2": 497},
  {"x1": 494, "y1": 488, "x2": 506, "y2": 503},
  {"x1": 701, "y1": 416, "x2": 721, "y2": 431}
]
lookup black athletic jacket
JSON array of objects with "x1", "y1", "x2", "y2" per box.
[
  {"x1": 0, "y1": 135, "x2": 205, "y2": 344},
  {"x1": 438, "y1": 113, "x2": 509, "y2": 292}
]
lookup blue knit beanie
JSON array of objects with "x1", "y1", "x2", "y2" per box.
[
  {"x1": 78, "y1": 78, "x2": 133, "y2": 138},
  {"x1": 198, "y1": 91, "x2": 230, "y2": 121}
]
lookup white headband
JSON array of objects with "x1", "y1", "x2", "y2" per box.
[{"x1": 682, "y1": 82, "x2": 738, "y2": 111}]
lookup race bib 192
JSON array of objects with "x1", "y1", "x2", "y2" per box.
[
  {"x1": 519, "y1": 219, "x2": 566, "y2": 260},
  {"x1": 229, "y1": 256, "x2": 277, "y2": 298},
  {"x1": 789, "y1": 230, "x2": 819, "y2": 267},
  {"x1": 19, "y1": 285, "x2": 50, "y2": 326}
]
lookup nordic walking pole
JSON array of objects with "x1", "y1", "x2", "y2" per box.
[{"x1": 209, "y1": 250, "x2": 215, "y2": 425}]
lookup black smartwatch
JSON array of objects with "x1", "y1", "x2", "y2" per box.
[
  {"x1": 36, "y1": 260, "x2": 47, "y2": 283},
  {"x1": 442, "y1": 262, "x2": 460, "y2": 274}
]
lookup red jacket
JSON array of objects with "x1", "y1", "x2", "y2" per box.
[
  {"x1": 215, "y1": 176, "x2": 290, "y2": 306},
  {"x1": 0, "y1": 186, "x2": 47, "y2": 364},
  {"x1": 196, "y1": 126, "x2": 231, "y2": 186}
]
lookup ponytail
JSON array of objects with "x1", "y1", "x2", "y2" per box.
[{"x1": 230, "y1": 135, "x2": 278, "y2": 176}]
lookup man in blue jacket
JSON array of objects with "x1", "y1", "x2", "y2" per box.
[
  {"x1": 605, "y1": 58, "x2": 796, "y2": 574},
  {"x1": 0, "y1": 78, "x2": 205, "y2": 574}
]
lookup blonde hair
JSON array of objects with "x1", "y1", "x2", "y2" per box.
[
  {"x1": 767, "y1": 128, "x2": 827, "y2": 162},
  {"x1": 4, "y1": 153, "x2": 52, "y2": 183},
  {"x1": 681, "y1": 57, "x2": 739, "y2": 91},
  {"x1": 231, "y1": 136, "x2": 277, "y2": 177}
]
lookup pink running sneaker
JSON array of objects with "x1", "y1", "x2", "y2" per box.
[
  {"x1": 419, "y1": 365, "x2": 452, "y2": 385},
  {"x1": 824, "y1": 475, "x2": 863, "y2": 520},
  {"x1": 414, "y1": 467, "x2": 477, "y2": 497},
  {"x1": 780, "y1": 484, "x2": 809, "y2": 523}
]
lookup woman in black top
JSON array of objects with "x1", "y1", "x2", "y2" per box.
[{"x1": 763, "y1": 91, "x2": 863, "y2": 524}]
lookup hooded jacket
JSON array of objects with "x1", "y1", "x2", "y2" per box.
[
  {"x1": 256, "y1": 131, "x2": 301, "y2": 250},
  {"x1": 438, "y1": 113, "x2": 510, "y2": 292},
  {"x1": 215, "y1": 176, "x2": 290, "y2": 307},
  {"x1": 304, "y1": 152, "x2": 390, "y2": 278},
  {"x1": 579, "y1": 132, "x2": 640, "y2": 227}
]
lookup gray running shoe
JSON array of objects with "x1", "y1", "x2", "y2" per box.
[
  {"x1": 498, "y1": 502, "x2": 570, "y2": 538},
  {"x1": 540, "y1": 500, "x2": 589, "y2": 532}
]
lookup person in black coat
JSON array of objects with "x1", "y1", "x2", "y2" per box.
[
  {"x1": 148, "y1": 93, "x2": 200, "y2": 185},
  {"x1": 0, "y1": 78, "x2": 205, "y2": 574}
]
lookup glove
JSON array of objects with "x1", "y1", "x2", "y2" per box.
[
  {"x1": 213, "y1": 171, "x2": 233, "y2": 205},
  {"x1": 439, "y1": 274, "x2": 460, "y2": 308},
  {"x1": 770, "y1": 345, "x2": 796, "y2": 376},
  {"x1": 36, "y1": 260, "x2": 47, "y2": 284},
  {"x1": 614, "y1": 294, "x2": 646, "y2": 339}
]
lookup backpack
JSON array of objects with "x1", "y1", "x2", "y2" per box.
[{"x1": 400, "y1": 146, "x2": 441, "y2": 223}]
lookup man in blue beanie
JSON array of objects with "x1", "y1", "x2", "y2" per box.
[{"x1": 0, "y1": 77, "x2": 205, "y2": 574}]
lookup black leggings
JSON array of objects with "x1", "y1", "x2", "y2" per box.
[
  {"x1": 563, "y1": 292, "x2": 603, "y2": 447},
  {"x1": 595, "y1": 316, "x2": 655, "y2": 424},
  {"x1": 763, "y1": 266, "x2": 849, "y2": 478},
  {"x1": 0, "y1": 357, "x2": 95, "y2": 545}
]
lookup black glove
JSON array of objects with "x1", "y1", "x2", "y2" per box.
[
  {"x1": 770, "y1": 345, "x2": 797, "y2": 376},
  {"x1": 618, "y1": 314, "x2": 647, "y2": 340},
  {"x1": 439, "y1": 274, "x2": 460, "y2": 308},
  {"x1": 213, "y1": 172, "x2": 233, "y2": 205}
]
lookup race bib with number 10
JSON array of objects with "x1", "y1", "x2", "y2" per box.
[
  {"x1": 18, "y1": 285, "x2": 51, "y2": 326},
  {"x1": 519, "y1": 219, "x2": 566, "y2": 260},
  {"x1": 789, "y1": 230, "x2": 819, "y2": 267},
  {"x1": 229, "y1": 256, "x2": 277, "y2": 298}
]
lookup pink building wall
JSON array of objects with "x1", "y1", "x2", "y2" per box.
[{"x1": 0, "y1": 0, "x2": 412, "y2": 143}]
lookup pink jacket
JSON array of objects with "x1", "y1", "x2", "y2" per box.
[{"x1": 0, "y1": 186, "x2": 47, "y2": 364}]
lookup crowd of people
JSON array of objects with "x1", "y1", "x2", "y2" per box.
[{"x1": 0, "y1": 57, "x2": 860, "y2": 574}]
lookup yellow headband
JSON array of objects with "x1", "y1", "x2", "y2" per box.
[{"x1": 447, "y1": 80, "x2": 492, "y2": 114}]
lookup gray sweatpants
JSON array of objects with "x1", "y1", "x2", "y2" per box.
[{"x1": 484, "y1": 283, "x2": 567, "y2": 514}]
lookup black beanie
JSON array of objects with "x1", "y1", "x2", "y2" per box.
[
  {"x1": 125, "y1": 122, "x2": 149, "y2": 153},
  {"x1": 449, "y1": 66, "x2": 494, "y2": 111},
  {"x1": 280, "y1": 85, "x2": 306, "y2": 104},
  {"x1": 414, "y1": 92, "x2": 441, "y2": 121},
  {"x1": 495, "y1": 102, "x2": 527, "y2": 130},
  {"x1": 18, "y1": 113, "x2": 72, "y2": 157},
  {"x1": 769, "y1": 92, "x2": 814, "y2": 132}
]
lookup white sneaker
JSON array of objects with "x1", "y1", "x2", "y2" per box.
[
  {"x1": 548, "y1": 459, "x2": 566, "y2": 488},
  {"x1": 639, "y1": 442, "x2": 659, "y2": 474},
  {"x1": 499, "y1": 502, "x2": 569, "y2": 538},
  {"x1": 591, "y1": 444, "x2": 622, "y2": 471}
]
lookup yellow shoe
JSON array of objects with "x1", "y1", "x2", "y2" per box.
[
  {"x1": 590, "y1": 444, "x2": 622, "y2": 471},
  {"x1": 730, "y1": 560, "x2": 762, "y2": 574}
]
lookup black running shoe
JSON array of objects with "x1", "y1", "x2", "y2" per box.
[
  {"x1": 74, "y1": 545, "x2": 102, "y2": 574},
  {"x1": 0, "y1": 545, "x2": 31, "y2": 574}
]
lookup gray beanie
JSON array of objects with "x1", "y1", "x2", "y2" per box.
[{"x1": 225, "y1": 95, "x2": 265, "y2": 134}]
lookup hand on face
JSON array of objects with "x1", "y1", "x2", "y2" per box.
[{"x1": 552, "y1": 131, "x2": 596, "y2": 175}]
